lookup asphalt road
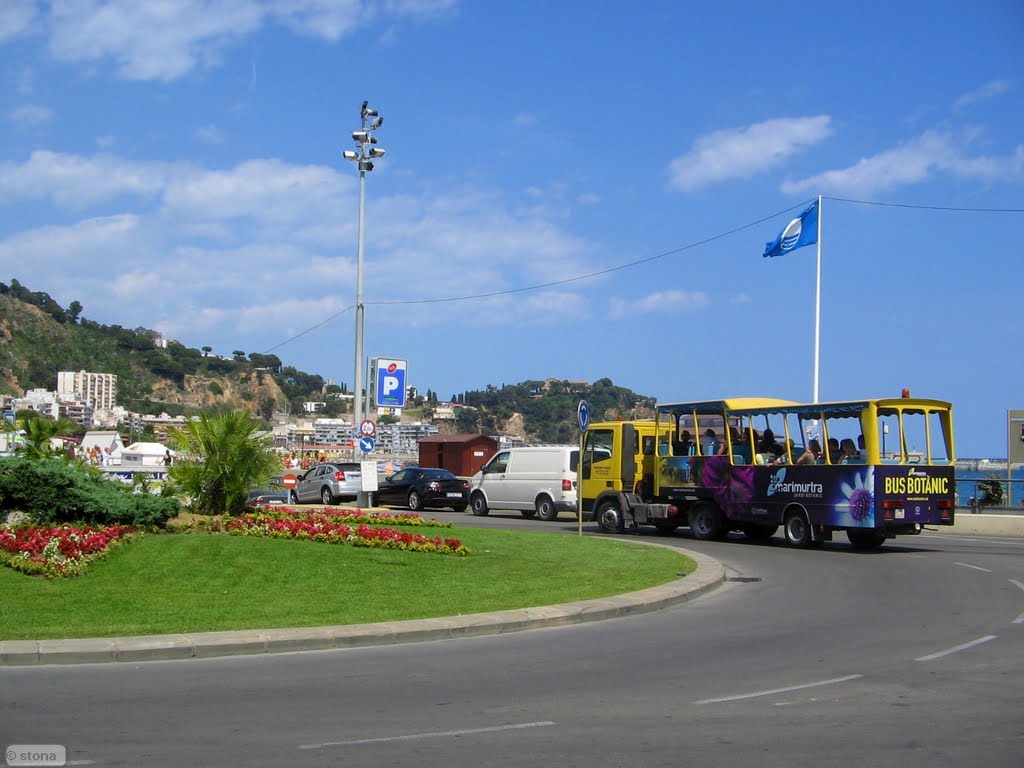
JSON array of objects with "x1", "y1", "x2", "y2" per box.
[{"x1": 2, "y1": 511, "x2": 1022, "y2": 767}]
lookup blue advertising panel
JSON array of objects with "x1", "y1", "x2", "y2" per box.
[{"x1": 374, "y1": 358, "x2": 407, "y2": 409}]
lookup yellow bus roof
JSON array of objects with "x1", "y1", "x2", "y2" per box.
[{"x1": 657, "y1": 398, "x2": 799, "y2": 413}]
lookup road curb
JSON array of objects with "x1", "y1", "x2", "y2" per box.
[{"x1": 0, "y1": 545, "x2": 724, "y2": 667}]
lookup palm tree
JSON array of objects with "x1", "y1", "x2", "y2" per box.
[
  {"x1": 13, "y1": 414, "x2": 77, "y2": 460},
  {"x1": 167, "y1": 410, "x2": 281, "y2": 516}
]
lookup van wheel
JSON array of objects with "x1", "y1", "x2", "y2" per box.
[
  {"x1": 535, "y1": 495, "x2": 558, "y2": 522},
  {"x1": 596, "y1": 500, "x2": 625, "y2": 534},
  {"x1": 784, "y1": 510, "x2": 813, "y2": 548},
  {"x1": 690, "y1": 503, "x2": 724, "y2": 540},
  {"x1": 321, "y1": 487, "x2": 335, "y2": 505},
  {"x1": 470, "y1": 493, "x2": 489, "y2": 516}
]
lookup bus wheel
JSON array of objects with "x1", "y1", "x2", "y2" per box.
[
  {"x1": 690, "y1": 503, "x2": 724, "y2": 540},
  {"x1": 741, "y1": 524, "x2": 778, "y2": 542},
  {"x1": 470, "y1": 493, "x2": 489, "y2": 516},
  {"x1": 596, "y1": 500, "x2": 625, "y2": 534},
  {"x1": 847, "y1": 529, "x2": 887, "y2": 550},
  {"x1": 784, "y1": 510, "x2": 813, "y2": 548}
]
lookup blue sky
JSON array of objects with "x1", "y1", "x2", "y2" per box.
[{"x1": 1, "y1": 1, "x2": 1021, "y2": 457}]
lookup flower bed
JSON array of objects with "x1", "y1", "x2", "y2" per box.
[
  {"x1": 285, "y1": 507, "x2": 454, "y2": 528},
  {"x1": 0, "y1": 523, "x2": 138, "y2": 577},
  {"x1": 226, "y1": 511, "x2": 468, "y2": 556}
]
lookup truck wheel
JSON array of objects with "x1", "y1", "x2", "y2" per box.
[
  {"x1": 470, "y1": 493, "x2": 489, "y2": 516},
  {"x1": 741, "y1": 524, "x2": 778, "y2": 541},
  {"x1": 690, "y1": 503, "x2": 724, "y2": 540},
  {"x1": 847, "y1": 529, "x2": 887, "y2": 550},
  {"x1": 596, "y1": 500, "x2": 625, "y2": 534},
  {"x1": 535, "y1": 495, "x2": 558, "y2": 522},
  {"x1": 784, "y1": 510, "x2": 813, "y2": 548}
]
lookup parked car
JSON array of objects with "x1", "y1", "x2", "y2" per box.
[
  {"x1": 246, "y1": 488, "x2": 289, "y2": 509},
  {"x1": 377, "y1": 467, "x2": 470, "y2": 512},
  {"x1": 290, "y1": 462, "x2": 362, "y2": 505}
]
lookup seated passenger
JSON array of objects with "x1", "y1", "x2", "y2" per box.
[
  {"x1": 673, "y1": 430, "x2": 693, "y2": 456},
  {"x1": 839, "y1": 438, "x2": 859, "y2": 463},
  {"x1": 757, "y1": 428, "x2": 777, "y2": 453},
  {"x1": 797, "y1": 439, "x2": 822, "y2": 465},
  {"x1": 700, "y1": 428, "x2": 718, "y2": 456},
  {"x1": 825, "y1": 437, "x2": 840, "y2": 464}
]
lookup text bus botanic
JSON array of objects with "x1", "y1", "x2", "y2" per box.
[{"x1": 581, "y1": 395, "x2": 956, "y2": 549}]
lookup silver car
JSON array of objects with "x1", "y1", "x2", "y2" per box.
[{"x1": 290, "y1": 463, "x2": 362, "y2": 505}]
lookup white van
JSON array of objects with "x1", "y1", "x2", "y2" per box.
[{"x1": 469, "y1": 446, "x2": 578, "y2": 521}]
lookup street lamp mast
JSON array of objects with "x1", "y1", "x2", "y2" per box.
[{"x1": 343, "y1": 101, "x2": 385, "y2": 463}]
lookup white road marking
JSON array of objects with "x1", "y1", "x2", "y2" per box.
[
  {"x1": 1013, "y1": 612, "x2": 1024, "y2": 625},
  {"x1": 915, "y1": 635, "x2": 997, "y2": 662},
  {"x1": 954, "y1": 562, "x2": 992, "y2": 572},
  {"x1": 298, "y1": 721, "x2": 557, "y2": 750},
  {"x1": 694, "y1": 674, "x2": 863, "y2": 705},
  {"x1": 1010, "y1": 579, "x2": 1024, "y2": 593}
]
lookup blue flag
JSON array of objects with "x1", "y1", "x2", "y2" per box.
[{"x1": 763, "y1": 200, "x2": 819, "y2": 258}]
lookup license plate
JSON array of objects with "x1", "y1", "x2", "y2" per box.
[{"x1": 446, "y1": 492, "x2": 462, "y2": 498}]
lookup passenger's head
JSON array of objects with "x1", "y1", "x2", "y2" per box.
[{"x1": 808, "y1": 438, "x2": 822, "y2": 454}]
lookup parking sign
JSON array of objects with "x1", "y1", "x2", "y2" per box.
[{"x1": 373, "y1": 358, "x2": 407, "y2": 408}]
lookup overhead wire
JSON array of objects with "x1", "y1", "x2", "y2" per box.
[{"x1": 262, "y1": 195, "x2": 1022, "y2": 354}]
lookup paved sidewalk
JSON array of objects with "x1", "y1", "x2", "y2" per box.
[{"x1": 0, "y1": 546, "x2": 724, "y2": 667}]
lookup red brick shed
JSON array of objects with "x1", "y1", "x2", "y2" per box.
[{"x1": 418, "y1": 433, "x2": 498, "y2": 477}]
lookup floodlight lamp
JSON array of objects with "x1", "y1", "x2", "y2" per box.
[
  {"x1": 369, "y1": 147, "x2": 386, "y2": 159},
  {"x1": 352, "y1": 130, "x2": 369, "y2": 142},
  {"x1": 342, "y1": 150, "x2": 359, "y2": 161},
  {"x1": 359, "y1": 160, "x2": 374, "y2": 172},
  {"x1": 369, "y1": 116, "x2": 383, "y2": 130},
  {"x1": 363, "y1": 107, "x2": 378, "y2": 117}
]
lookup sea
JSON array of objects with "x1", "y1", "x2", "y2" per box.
[{"x1": 953, "y1": 461, "x2": 1024, "y2": 509}]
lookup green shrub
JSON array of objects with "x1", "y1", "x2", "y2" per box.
[{"x1": 0, "y1": 457, "x2": 179, "y2": 527}]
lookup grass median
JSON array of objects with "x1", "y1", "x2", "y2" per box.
[{"x1": 0, "y1": 526, "x2": 695, "y2": 641}]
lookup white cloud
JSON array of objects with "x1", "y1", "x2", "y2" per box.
[
  {"x1": 782, "y1": 131, "x2": 1024, "y2": 196},
  {"x1": 7, "y1": 104, "x2": 54, "y2": 129},
  {"x1": 0, "y1": 146, "x2": 607, "y2": 352},
  {"x1": 576, "y1": 192, "x2": 600, "y2": 206},
  {"x1": 8, "y1": 0, "x2": 458, "y2": 81},
  {"x1": 669, "y1": 116, "x2": 832, "y2": 191},
  {"x1": 954, "y1": 80, "x2": 1011, "y2": 111},
  {"x1": 196, "y1": 124, "x2": 224, "y2": 144},
  {"x1": 609, "y1": 289, "x2": 711, "y2": 320},
  {"x1": 0, "y1": 1, "x2": 36, "y2": 43},
  {"x1": 0, "y1": 150, "x2": 167, "y2": 208}
]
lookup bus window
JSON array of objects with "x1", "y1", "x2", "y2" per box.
[
  {"x1": 878, "y1": 411, "x2": 902, "y2": 463},
  {"x1": 927, "y1": 409, "x2": 951, "y2": 464},
  {"x1": 693, "y1": 414, "x2": 725, "y2": 456}
]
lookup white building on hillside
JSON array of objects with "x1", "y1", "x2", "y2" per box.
[{"x1": 57, "y1": 370, "x2": 118, "y2": 411}]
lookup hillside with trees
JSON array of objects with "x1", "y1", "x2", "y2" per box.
[
  {"x1": 0, "y1": 280, "x2": 656, "y2": 440},
  {"x1": 0, "y1": 280, "x2": 340, "y2": 419}
]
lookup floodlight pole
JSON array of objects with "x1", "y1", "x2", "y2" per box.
[
  {"x1": 353, "y1": 161, "x2": 367, "y2": 461},
  {"x1": 344, "y1": 102, "x2": 385, "y2": 504}
]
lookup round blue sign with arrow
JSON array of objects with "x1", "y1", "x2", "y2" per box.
[
  {"x1": 359, "y1": 436, "x2": 375, "y2": 454},
  {"x1": 577, "y1": 399, "x2": 590, "y2": 431}
]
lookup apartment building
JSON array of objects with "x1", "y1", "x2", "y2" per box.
[{"x1": 57, "y1": 370, "x2": 118, "y2": 411}]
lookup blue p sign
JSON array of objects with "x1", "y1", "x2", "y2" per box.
[{"x1": 374, "y1": 358, "x2": 407, "y2": 408}]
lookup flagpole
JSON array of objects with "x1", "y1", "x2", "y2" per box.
[{"x1": 812, "y1": 194, "x2": 822, "y2": 403}]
